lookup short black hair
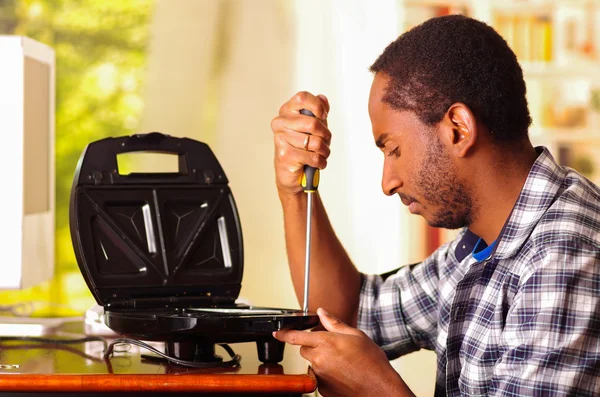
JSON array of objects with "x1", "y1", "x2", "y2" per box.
[{"x1": 370, "y1": 14, "x2": 531, "y2": 141}]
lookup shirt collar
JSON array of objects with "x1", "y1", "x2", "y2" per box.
[{"x1": 492, "y1": 146, "x2": 566, "y2": 260}]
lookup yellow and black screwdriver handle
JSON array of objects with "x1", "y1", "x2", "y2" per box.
[{"x1": 299, "y1": 109, "x2": 320, "y2": 193}]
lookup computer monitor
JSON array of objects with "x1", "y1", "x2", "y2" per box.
[{"x1": 0, "y1": 36, "x2": 55, "y2": 289}]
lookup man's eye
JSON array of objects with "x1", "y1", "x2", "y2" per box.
[{"x1": 387, "y1": 147, "x2": 400, "y2": 158}]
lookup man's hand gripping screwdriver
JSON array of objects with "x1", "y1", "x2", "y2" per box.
[{"x1": 300, "y1": 109, "x2": 320, "y2": 314}]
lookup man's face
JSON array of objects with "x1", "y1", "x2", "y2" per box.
[{"x1": 368, "y1": 73, "x2": 474, "y2": 229}]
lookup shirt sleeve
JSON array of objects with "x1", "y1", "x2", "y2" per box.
[
  {"x1": 490, "y1": 241, "x2": 600, "y2": 396},
  {"x1": 357, "y1": 241, "x2": 456, "y2": 360}
]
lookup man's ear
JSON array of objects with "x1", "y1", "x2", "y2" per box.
[{"x1": 440, "y1": 103, "x2": 477, "y2": 158}]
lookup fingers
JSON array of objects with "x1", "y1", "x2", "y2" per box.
[
  {"x1": 317, "y1": 308, "x2": 362, "y2": 336},
  {"x1": 271, "y1": 113, "x2": 332, "y2": 145},
  {"x1": 299, "y1": 345, "x2": 318, "y2": 364},
  {"x1": 317, "y1": 94, "x2": 330, "y2": 115},
  {"x1": 275, "y1": 141, "x2": 328, "y2": 171},
  {"x1": 271, "y1": 91, "x2": 332, "y2": 195},
  {"x1": 273, "y1": 330, "x2": 324, "y2": 370},
  {"x1": 271, "y1": 112, "x2": 331, "y2": 172},
  {"x1": 279, "y1": 91, "x2": 329, "y2": 120},
  {"x1": 273, "y1": 329, "x2": 322, "y2": 348},
  {"x1": 286, "y1": 131, "x2": 331, "y2": 158}
]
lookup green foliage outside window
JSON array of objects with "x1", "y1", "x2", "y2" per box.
[{"x1": 0, "y1": 0, "x2": 154, "y2": 316}]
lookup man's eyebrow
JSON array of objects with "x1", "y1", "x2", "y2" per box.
[{"x1": 376, "y1": 132, "x2": 389, "y2": 149}]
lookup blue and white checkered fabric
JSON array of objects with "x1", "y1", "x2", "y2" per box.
[{"x1": 358, "y1": 147, "x2": 600, "y2": 396}]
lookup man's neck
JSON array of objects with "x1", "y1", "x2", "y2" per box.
[{"x1": 468, "y1": 144, "x2": 540, "y2": 245}]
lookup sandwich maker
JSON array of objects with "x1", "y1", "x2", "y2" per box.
[{"x1": 69, "y1": 132, "x2": 319, "y2": 366}]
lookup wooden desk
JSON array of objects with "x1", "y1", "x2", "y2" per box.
[{"x1": 0, "y1": 320, "x2": 317, "y2": 396}]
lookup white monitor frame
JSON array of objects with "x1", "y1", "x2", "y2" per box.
[{"x1": 0, "y1": 36, "x2": 55, "y2": 289}]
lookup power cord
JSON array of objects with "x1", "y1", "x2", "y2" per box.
[
  {"x1": 104, "y1": 338, "x2": 242, "y2": 368},
  {"x1": 0, "y1": 335, "x2": 241, "y2": 369}
]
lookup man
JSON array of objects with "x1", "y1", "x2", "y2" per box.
[{"x1": 270, "y1": 14, "x2": 600, "y2": 397}]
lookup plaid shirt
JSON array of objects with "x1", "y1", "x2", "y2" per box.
[{"x1": 358, "y1": 148, "x2": 600, "y2": 396}]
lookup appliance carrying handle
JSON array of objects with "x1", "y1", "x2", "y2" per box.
[{"x1": 74, "y1": 132, "x2": 229, "y2": 185}]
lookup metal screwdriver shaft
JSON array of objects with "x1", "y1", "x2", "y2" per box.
[
  {"x1": 303, "y1": 187, "x2": 313, "y2": 313},
  {"x1": 300, "y1": 109, "x2": 320, "y2": 314}
]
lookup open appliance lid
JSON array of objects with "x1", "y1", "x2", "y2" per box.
[{"x1": 69, "y1": 132, "x2": 244, "y2": 307}]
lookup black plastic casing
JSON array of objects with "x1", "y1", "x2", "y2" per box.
[
  {"x1": 69, "y1": 132, "x2": 244, "y2": 308},
  {"x1": 69, "y1": 133, "x2": 319, "y2": 359}
]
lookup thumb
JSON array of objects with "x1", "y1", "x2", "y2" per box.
[{"x1": 317, "y1": 308, "x2": 354, "y2": 334}]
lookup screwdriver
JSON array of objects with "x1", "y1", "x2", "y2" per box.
[{"x1": 300, "y1": 109, "x2": 320, "y2": 314}]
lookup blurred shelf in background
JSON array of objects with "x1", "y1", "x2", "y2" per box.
[{"x1": 399, "y1": 0, "x2": 600, "y2": 252}]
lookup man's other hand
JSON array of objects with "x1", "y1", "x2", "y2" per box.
[{"x1": 273, "y1": 308, "x2": 414, "y2": 397}]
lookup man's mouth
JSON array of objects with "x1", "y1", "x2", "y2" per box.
[
  {"x1": 399, "y1": 194, "x2": 416, "y2": 207},
  {"x1": 399, "y1": 194, "x2": 420, "y2": 214}
]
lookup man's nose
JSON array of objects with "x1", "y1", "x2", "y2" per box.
[{"x1": 381, "y1": 159, "x2": 402, "y2": 196}]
